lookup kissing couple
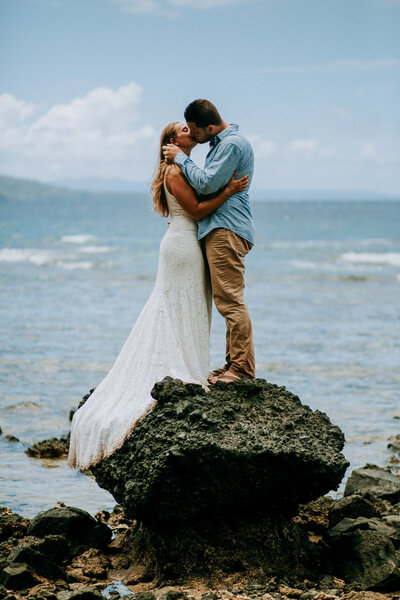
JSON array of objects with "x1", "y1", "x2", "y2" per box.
[{"x1": 68, "y1": 99, "x2": 255, "y2": 471}]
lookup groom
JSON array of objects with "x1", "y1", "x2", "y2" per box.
[{"x1": 163, "y1": 99, "x2": 255, "y2": 383}]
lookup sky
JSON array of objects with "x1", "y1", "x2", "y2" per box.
[{"x1": 0, "y1": 0, "x2": 400, "y2": 194}]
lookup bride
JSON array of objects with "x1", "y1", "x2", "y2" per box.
[{"x1": 67, "y1": 122, "x2": 249, "y2": 470}]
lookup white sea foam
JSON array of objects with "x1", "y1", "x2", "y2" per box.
[
  {"x1": 56, "y1": 261, "x2": 93, "y2": 270},
  {"x1": 61, "y1": 234, "x2": 97, "y2": 244},
  {"x1": 340, "y1": 252, "x2": 400, "y2": 267},
  {"x1": 292, "y1": 260, "x2": 317, "y2": 269},
  {"x1": 270, "y1": 238, "x2": 392, "y2": 250},
  {"x1": 271, "y1": 240, "x2": 342, "y2": 249},
  {"x1": 0, "y1": 248, "x2": 94, "y2": 270},
  {"x1": 0, "y1": 248, "x2": 56, "y2": 266},
  {"x1": 80, "y1": 245, "x2": 111, "y2": 254}
]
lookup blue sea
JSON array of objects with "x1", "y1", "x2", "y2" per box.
[{"x1": 1, "y1": 193, "x2": 399, "y2": 517}]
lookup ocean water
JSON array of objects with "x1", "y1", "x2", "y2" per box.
[{"x1": 1, "y1": 194, "x2": 399, "y2": 517}]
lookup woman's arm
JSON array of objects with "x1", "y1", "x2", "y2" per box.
[
  {"x1": 167, "y1": 169, "x2": 249, "y2": 221},
  {"x1": 164, "y1": 142, "x2": 240, "y2": 195}
]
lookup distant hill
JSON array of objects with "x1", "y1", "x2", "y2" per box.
[
  {"x1": 1, "y1": 173, "x2": 398, "y2": 202},
  {"x1": 54, "y1": 176, "x2": 148, "y2": 193},
  {"x1": 0, "y1": 174, "x2": 77, "y2": 202},
  {"x1": 0, "y1": 174, "x2": 146, "y2": 202}
]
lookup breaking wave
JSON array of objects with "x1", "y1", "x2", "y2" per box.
[{"x1": 340, "y1": 252, "x2": 400, "y2": 267}]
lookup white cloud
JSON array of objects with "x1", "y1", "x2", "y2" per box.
[
  {"x1": 114, "y1": 0, "x2": 165, "y2": 14},
  {"x1": 250, "y1": 136, "x2": 342, "y2": 162},
  {"x1": 0, "y1": 83, "x2": 158, "y2": 181},
  {"x1": 361, "y1": 142, "x2": 377, "y2": 160},
  {"x1": 27, "y1": 82, "x2": 143, "y2": 147},
  {"x1": 247, "y1": 134, "x2": 276, "y2": 158},
  {"x1": 318, "y1": 146, "x2": 340, "y2": 159},
  {"x1": 0, "y1": 93, "x2": 36, "y2": 129},
  {"x1": 113, "y1": 0, "x2": 261, "y2": 15},
  {"x1": 289, "y1": 139, "x2": 317, "y2": 156},
  {"x1": 0, "y1": 94, "x2": 38, "y2": 154}
]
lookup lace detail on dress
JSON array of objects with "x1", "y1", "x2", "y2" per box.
[{"x1": 67, "y1": 171, "x2": 212, "y2": 470}]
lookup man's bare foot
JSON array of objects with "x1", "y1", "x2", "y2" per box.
[{"x1": 216, "y1": 369, "x2": 242, "y2": 384}]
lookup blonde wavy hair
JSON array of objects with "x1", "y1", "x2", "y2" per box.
[{"x1": 151, "y1": 122, "x2": 180, "y2": 217}]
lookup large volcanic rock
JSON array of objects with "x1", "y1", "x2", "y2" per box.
[{"x1": 93, "y1": 377, "x2": 348, "y2": 526}]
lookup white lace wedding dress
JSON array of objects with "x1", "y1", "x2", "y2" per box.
[{"x1": 67, "y1": 177, "x2": 211, "y2": 470}]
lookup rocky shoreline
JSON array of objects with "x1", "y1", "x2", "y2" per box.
[
  {"x1": 1, "y1": 378, "x2": 400, "y2": 600},
  {"x1": 2, "y1": 476, "x2": 400, "y2": 600}
]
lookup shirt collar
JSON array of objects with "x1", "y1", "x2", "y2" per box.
[{"x1": 209, "y1": 123, "x2": 238, "y2": 148}]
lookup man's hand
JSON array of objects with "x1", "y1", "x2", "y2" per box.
[{"x1": 162, "y1": 143, "x2": 182, "y2": 164}]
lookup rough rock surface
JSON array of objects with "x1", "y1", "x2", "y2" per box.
[
  {"x1": 26, "y1": 433, "x2": 70, "y2": 459},
  {"x1": 6, "y1": 535, "x2": 68, "y2": 581},
  {"x1": 1, "y1": 499, "x2": 400, "y2": 598},
  {"x1": 0, "y1": 507, "x2": 29, "y2": 543},
  {"x1": 93, "y1": 377, "x2": 349, "y2": 525},
  {"x1": 27, "y1": 507, "x2": 111, "y2": 549},
  {"x1": 344, "y1": 465, "x2": 400, "y2": 503},
  {"x1": 294, "y1": 496, "x2": 334, "y2": 533},
  {"x1": 123, "y1": 511, "x2": 315, "y2": 581},
  {"x1": 329, "y1": 495, "x2": 380, "y2": 527},
  {"x1": 322, "y1": 466, "x2": 400, "y2": 591},
  {"x1": 0, "y1": 505, "x2": 116, "y2": 595},
  {"x1": 328, "y1": 530, "x2": 400, "y2": 590},
  {"x1": 0, "y1": 563, "x2": 40, "y2": 590},
  {"x1": 388, "y1": 434, "x2": 400, "y2": 471}
]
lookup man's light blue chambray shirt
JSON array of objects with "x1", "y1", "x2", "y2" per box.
[{"x1": 174, "y1": 124, "x2": 255, "y2": 245}]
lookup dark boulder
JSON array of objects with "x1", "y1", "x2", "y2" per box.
[
  {"x1": 122, "y1": 509, "x2": 312, "y2": 581},
  {"x1": 329, "y1": 529, "x2": 400, "y2": 590},
  {"x1": 27, "y1": 507, "x2": 111, "y2": 550},
  {"x1": 93, "y1": 377, "x2": 349, "y2": 526},
  {"x1": 156, "y1": 590, "x2": 189, "y2": 600},
  {"x1": 0, "y1": 508, "x2": 29, "y2": 543},
  {"x1": 325, "y1": 516, "x2": 371, "y2": 540},
  {"x1": 344, "y1": 464, "x2": 400, "y2": 503},
  {"x1": 382, "y1": 515, "x2": 400, "y2": 546},
  {"x1": 7, "y1": 542, "x2": 66, "y2": 580},
  {"x1": 91, "y1": 377, "x2": 348, "y2": 580},
  {"x1": 29, "y1": 534, "x2": 70, "y2": 564},
  {"x1": 328, "y1": 494, "x2": 380, "y2": 527},
  {"x1": 26, "y1": 433, "x2": 70, "y2": 459},
  {"x1": 326, "y1": 515, "x2": 400, "y2": 543},
  {"x1": 67, "y1": 587, "x2": 103, "y2": 600},
  {"x1": 56, "y1": 586, "x2": 103, "y2": 600},
  {"x1": 0, "y1": 563, "x2": 39, "y2": 590}
]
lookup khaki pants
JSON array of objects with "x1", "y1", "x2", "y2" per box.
[{"x1": 204, "y1": 228, "x2": 255, "y2": 378}]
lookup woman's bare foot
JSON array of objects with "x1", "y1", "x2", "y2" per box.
[{"x1": 208, "y1": 366, "x2": 227, "y2": 384}]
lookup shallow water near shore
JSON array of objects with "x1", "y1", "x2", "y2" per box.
[{"x1": 1, "y1": 194, "x2": 399, "y2": 517}]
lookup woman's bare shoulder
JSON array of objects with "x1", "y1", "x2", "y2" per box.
[{"x1": 166, "y1": 164, "x2": 182, "y2": 185}]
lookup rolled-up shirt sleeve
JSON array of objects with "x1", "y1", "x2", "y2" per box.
[{"x1": 174, "y1": 143, "x2": 240, "y2": 195}]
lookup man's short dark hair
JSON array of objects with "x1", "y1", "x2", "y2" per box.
[{"x1": 184, "y1": 99, "x2": 222, "y2": 128}]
